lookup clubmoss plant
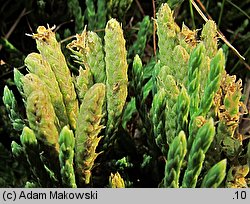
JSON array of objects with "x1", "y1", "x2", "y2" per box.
[
  {"x1": 109, "y1": 172, "x2": 125, "y2": 188},
  {"x1": 2, "y1": 86, "x2": 24, "y2": 131},
  {"x1": 201, "y1": 159, "x2": 227, "y2": 188},
  {"x1": 75, "y1": 83, "x2": 105, "y2": 185},
  {"x1": 156, "y1": 3, "x2": 179, "y2": 70},
  {"x1": 24, "y1": 53, "x2": 68, "y2": 128},
  {"x1": 129, "y1": 16, "x2": 151, "y2": 58},
  {"x1": 32, "y1": 25, "x2": 78, "y2": 130},
  {"x1": 182, "y1": 118, "x2": 215, "y2": 188},
  {"x1": 104, "y1": 19, "x2": 128, "y2": 147},
  {"x1": 67, "y1": 28, "x2": 106, "y2": 83},
  {"x1": 59, "y1": 126, "x2": 76, "y2": 188},
  {"x1": 1, "y1": 2, "x2": 249, "y2": 188},
  {"x1": 163, "y1": 131, "x2": 187, "y2": 187}
]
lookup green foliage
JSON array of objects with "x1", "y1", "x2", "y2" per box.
[
  {"x1": 132, "y1": 55, "x2": 150, "y2": 131},
  {"x1": 97, "y1": 0, "x2": 107, "y2": 31},
  {"x1": 20, "y1": 127, "x2": 53, "y2": 187},
  {"x1": 201, "y1": 159, "x2": 227, "y2": 188},
  {"x1": 2, "y1": 86, "x2": 24, "y2": 131},
  {"x1": 67, "y1": 0, "x2": 84, "y2": 32},
  {"x1": 59, "y1": 126, "x2": 76, "y2": 188},
  {"x1": 198, "y1": 49, "x2": 225, "y2": 116},
  {"x1": 0, "y1": 143, "x2": 27, "y2": 187},
  {"x1": 122, "y1": 97, "x2": 136, "y2": 130},
  {"x1": 13, "y1": 68, "x2": 24, "y2": 97},
  {"x1": 85, "y1": 0, "x2": 96, "y2": 31},
  {"x1": 129, "y1": 16, "x2": 151, "y2": 58},
  {"x1": 163, "y1": 131, "x2": 187, "y2": 188},
  {"x1": 11, "y1": 141, "x2": 23, "y2": 158},
  {"x1": 151, "y1": 88, "x2": 167, "y2": 155},
  {"x1": 107, "y1": 0, "x2": 133, "y2": 20},
  {"x1": 187, "y1": 43, "x2": 204, "y2": 117},
  {"x1": 1, "y1": 2, "x2": 249, "y2": 188},
  {"x1": 182, "y1": 118, "x2": 215, "y2": 188},
  {"x1": 248, "y1": 141, "x2": 250, "y2": 168},
  {"x1": 187, "y1": 47, "x2": 225, "y2": 152},
  {"x1": 176, "y1": 86, "x2": 190, "y2": 135},
  {"x1": 166, "y1": 0, "x2": 185, "y2": 9}
]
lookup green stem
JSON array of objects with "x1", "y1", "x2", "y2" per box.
[
  {"x1": 189, "y1": 0, "x2": 195, "y2": 29},
  {"x1": 218, "y1": 0, "x2": 226, "y2": 28},
  {"x1": 226, "y1": 0, "x2": 250, "y2": 20}
]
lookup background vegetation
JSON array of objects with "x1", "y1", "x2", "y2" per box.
[{"x1": 0, "y1": 0, "x2": 249, "y2": 187}]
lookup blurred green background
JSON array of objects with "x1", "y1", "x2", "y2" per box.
[{"x1": 0, "y1": 0, "x2": 249, "y2": 187}]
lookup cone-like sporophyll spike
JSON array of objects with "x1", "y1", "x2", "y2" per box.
[
  {"x1": 22, "y1": 73, "x2": 47, "y2": 99},
  {"x1": 201, "y1": 20, "x2": 218, "y2": 58},
  {"x1": 67, "y1": 29, "x2": 106, "y2": 83},
  {"x1": 32, "y1": 25, "x2": 78, "y2": 130},
  {"x1": 157, "y1": 3, "x2": 180, "y2": 69},
  {"x1": 75, "y1": 83, "x2": 105, "y2": 184},
  {"x1": 26, "y1": 90, "x2": 59, "y2": 152},
  {"x1": 75, "y1": 66, "x2": 93, "y2": 102},
  {"x1": 199, "y1": 20, "x2": 218, "y2": 91},
  {"x1": 25, "y1": 53, "x2": 68, "y2": 128},
  {"x1": 104, "y1": 18, "x2": 128, "y2": 142},
  {"x1": 172, "y1": 45, "x2": 189, "y2": 86},
  {"x1": 86, "y1": 31, "x2": 106, "y2": 83}
]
